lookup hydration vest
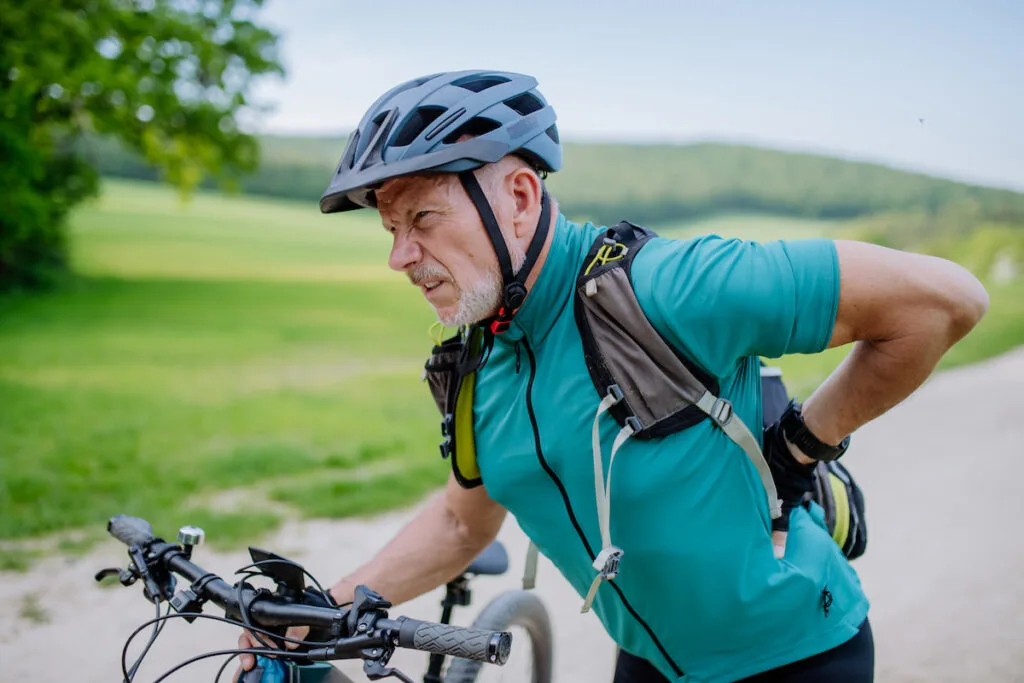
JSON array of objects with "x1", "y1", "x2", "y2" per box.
[
  {"x1": 423, "y1": 221, "x2": 866, "y2": 603},
  {"x1": 423, "y1": 222, "x2": 781, "y2": 604}
]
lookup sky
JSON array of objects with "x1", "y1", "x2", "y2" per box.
[{"x1": 248, "y1": 0, "x2": 1024, "y2": 191}]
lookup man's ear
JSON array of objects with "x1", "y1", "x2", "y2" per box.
[{"x1": 510, "y1": 168, "x2": 543, "y2": 239}]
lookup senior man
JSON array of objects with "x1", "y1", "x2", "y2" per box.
[{"x1": 238, "y1": 70, "x2": 987, "y2": 683}]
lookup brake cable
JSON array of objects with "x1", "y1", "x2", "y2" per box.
[
  {"x1": 121, "y1": 598, "x2": 164, "y2": 682},
  {"x1": 235, "y1": 576, "x2": 278, "y2": 652},
  {"x1": 120, "y1": 612, "x2": 340, "y2": 682}
]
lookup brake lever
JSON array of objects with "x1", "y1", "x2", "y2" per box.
[
  {"x1": 94, "y1": 567, "x2": 125, "y2": 582},
  {"x1": 95, "y1": 566, "x2": 142, "y2": 590},
  {"x1": 363, "y1": 659, "x2": 414, "y2": 683}
]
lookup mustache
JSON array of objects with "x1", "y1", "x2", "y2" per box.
[{"x1": 408, "y1": 263, "x2": 451, "y2": 286}]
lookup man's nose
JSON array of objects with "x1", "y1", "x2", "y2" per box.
[{"x1": 388, "y1": 232, "x2": 422, "y2": 272}]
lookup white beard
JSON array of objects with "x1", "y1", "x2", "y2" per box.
[{"x1": 440, "y1": 241, "x2": 527, "y2": 328}]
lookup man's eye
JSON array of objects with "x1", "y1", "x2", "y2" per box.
[{"x1": 416, "y1": 210, "x2": 431, "y2": 221}]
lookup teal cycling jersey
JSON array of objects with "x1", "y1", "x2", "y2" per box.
[{"x1": 471, "y1": 215, "x2": 870, "y2": 683}]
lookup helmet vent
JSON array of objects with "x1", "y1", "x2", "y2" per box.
[
  {"x1": 392, "y1": 106, "x2": 446, "y2": 146},
  {"x1": 362, "y1": 111, "x2": 391, "y2": 147},
  {"x1": 338, "y1": 129, "x2": 359, "y2": 172},
  {"x1": 545, "y1": 125, "x2": 559, "y2": 143},
  {"x1": 503, "y1": 93, "x2": 543, "y2": 116},
  {"x1": 442, "y1": 117, "x2": 501, "y2": 144},
  {"x1": 451, "y1": 74, "x2": 510, "y2": 92}
]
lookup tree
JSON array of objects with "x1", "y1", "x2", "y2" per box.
[{"x1": 0, "y1": 0, "x2": 283, "y2": 291}]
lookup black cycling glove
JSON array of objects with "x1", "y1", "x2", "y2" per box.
[{"x1": 763, "y1": 420, "x2": 817, "y2": 533}]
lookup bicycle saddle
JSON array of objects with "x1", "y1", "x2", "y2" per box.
[{"x1": 464, "y1": 541, "x2": 509, "y2": 576}]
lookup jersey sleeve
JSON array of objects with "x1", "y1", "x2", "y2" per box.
[{"x1": 630, "y1": 235, "x2": 841, "y2": 378}]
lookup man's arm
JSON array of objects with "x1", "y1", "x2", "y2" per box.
[
  {"x1": 328, "y1": 473, "x2": 507, "y2": 605},
  {"x1": 236, "y1": 474, "x2": 506, "y2": 675},
  {"x1": 792, "y1": 240, "x2": 989, "y2": 461}
]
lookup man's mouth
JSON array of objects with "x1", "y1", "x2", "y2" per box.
[{"x1": 410, "y1": 266, "x2": 452, "y2": 296}]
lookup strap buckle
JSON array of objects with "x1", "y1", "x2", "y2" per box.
[
  {"x1": 489, "y1": 307, "x2": 514, "y2": 335},
  {"x1": 581, "y1": 545, "x2": 624, "y2": 613},
  {"x1": 439, "y1": 413, "x2": 454, "y2": 460},
  {"x1": 710, "y1": 397, "x2": 734, "y2": 426},
  {"x1": 592, "y1": 546, "x2": 623, "y2": 580},
  {"x1": 624, "y1": 415, "x2": 642, "y2": 434}
]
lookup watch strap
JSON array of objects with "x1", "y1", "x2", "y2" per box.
[{"x1": 778, "y1": 400, "x2": 850, "y2": 462}]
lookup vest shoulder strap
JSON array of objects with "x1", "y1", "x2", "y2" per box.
[
  {"x1": 573, "y1": 221, "x2": 720, "y2": 439},
  {"x1": 573, "y1": 221, "x2": 781, "y2": 516}
]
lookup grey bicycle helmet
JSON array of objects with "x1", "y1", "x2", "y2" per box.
[
  {"x1": 320, "y1": 70, "x2": 563, "y2": 334},
  {"x1": 319, "y1": 70, "x2": 561, "y2": 214}
]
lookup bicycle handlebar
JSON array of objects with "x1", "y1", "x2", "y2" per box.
[
  {"x1": 108, "y1": 514, "x2": 156, "y2": 548},
  {"x1": 396, "y1": 619, "x2": 511, "y2": 664},
  {"x1": 105, "y1": 514, "x2": 512, "y2": 666}
]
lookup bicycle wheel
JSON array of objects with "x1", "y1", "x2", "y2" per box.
[{"x1": 444, "y1": 590, "x2": 553, "y2": 683}]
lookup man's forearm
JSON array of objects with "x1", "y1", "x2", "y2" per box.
[
  {"x1": 329, "y1": 491, "x2": 498, "y2": 606},
  {"x1": 796, "y1": 310, "x2": 982, "y2": 462},
  {"x1": 788, "y1": 241, "x2": 991, "y2": 463}
]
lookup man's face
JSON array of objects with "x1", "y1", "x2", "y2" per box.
[{"x1": 377, "y1": 171, "x2": 523, "y2": 327}]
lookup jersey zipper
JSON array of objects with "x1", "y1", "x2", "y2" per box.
[{"x1": 521, "y1": 337, "x2": 685, "y2": 678}]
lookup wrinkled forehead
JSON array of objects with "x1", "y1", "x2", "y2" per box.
[{"x1": 375, "y1": 173, "x2": 459, "y2": 215}]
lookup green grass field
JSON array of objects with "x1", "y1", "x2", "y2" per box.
[
  {"x1": 0, "y1": 180, "x2": 445, "y2": 551},
  {"x1": 69, "y1": 180, "x2": 396, "y2": 281},
  {"x1": 1, "y1": 179, "x2": 1021, "y2": 558}
]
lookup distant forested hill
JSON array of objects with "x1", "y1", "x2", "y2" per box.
[{"x1": 85, "y1": 134, "x2": 1024, "y2": 227}]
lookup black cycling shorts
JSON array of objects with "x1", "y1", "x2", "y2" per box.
[{"x1": 613, "y1": 619, "x2": 874, "y2": 683}]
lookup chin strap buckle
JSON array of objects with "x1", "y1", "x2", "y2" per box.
[
  {"x1": 489, "y1": 318, "x2": 512, "y2": 335},
  {"x1": 489, "y1": 307, "x2": 515, "y2": 335}
]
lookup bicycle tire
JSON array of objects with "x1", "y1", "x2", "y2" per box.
[{"x1": 443, "y1": 590, "x2": 553, "y2": 683}]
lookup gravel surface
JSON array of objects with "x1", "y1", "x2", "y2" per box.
[{"x1": 2, "y1": 348, "x2": 1022, "y2": 682}]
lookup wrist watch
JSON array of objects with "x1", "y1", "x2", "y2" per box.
[{"x1": 778, "y1": 399, "x2": 850, "y2": 462}]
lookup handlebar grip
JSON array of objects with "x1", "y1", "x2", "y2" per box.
[
  {"x1": 397, "y1": 619, "x2": 511, "y2": 665},
  {"x1": 107, "y1": 515, "x2": 155, "y2": 547}
]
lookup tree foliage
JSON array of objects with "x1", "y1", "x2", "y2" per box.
[{"x1": 0, "y1": 0, "x2": 283, "y2": 290}]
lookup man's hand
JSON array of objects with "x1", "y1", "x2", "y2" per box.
[
  {"x1": 769, "y1": 240, "x2": 987, "y2": 557},
  {"x1": 234, "y1": 625, "x2": 310, "y2": 682},
  {"x1": 231, "y1": 474, "x2": 505, "y2": 680},
  {"x1": 764, "y1": 419, "x2": 817, "y2": 558}
]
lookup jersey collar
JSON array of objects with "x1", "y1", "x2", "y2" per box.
[{"x1": 498, "y1": 213, "x2": 575, "y2": 346}]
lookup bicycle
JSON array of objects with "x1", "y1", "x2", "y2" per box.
[{"x1": 97, "y1": 515, "x2": 552, "y2": 683}]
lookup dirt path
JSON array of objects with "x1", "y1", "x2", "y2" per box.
[{"x1": 2, "y1": 348, "x2": 1023, "y2": 682}]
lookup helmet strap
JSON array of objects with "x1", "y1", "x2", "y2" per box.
[{"x1": 458, "y1": 171, "x2": 551, "y2": 334}]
